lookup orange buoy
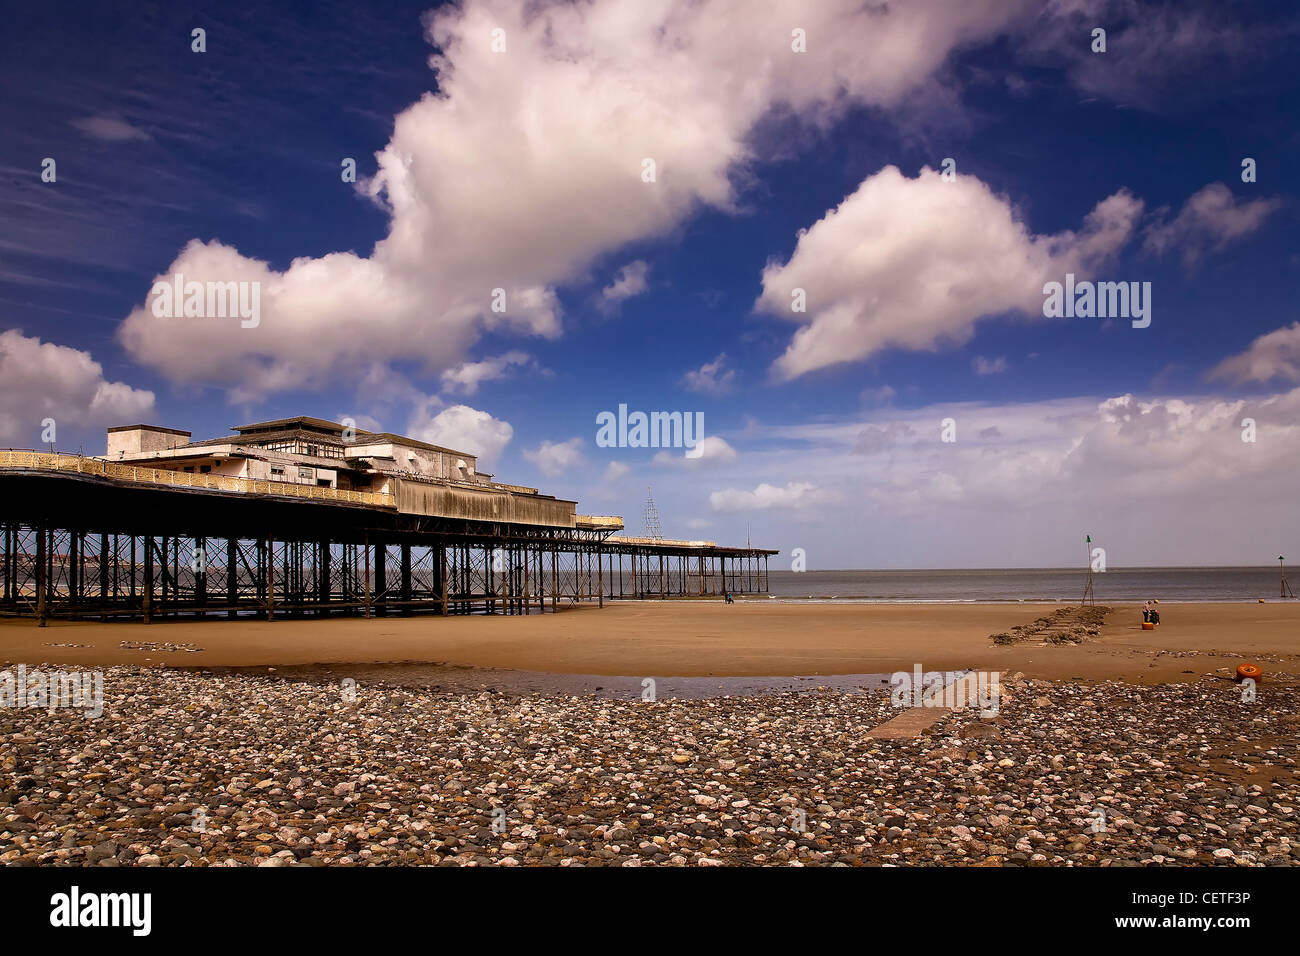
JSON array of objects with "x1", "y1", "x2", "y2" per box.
[
  {"x1": 1141, "y1": 621, "x2": 1155, "y2": 630},
  {"x1": 1236, "y1": 664, "x2": 1262, "y2": 683}
]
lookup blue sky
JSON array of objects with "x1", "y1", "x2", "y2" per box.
[{"x1": 2, "y1": 0, "x2": 1298, "y2": 568}]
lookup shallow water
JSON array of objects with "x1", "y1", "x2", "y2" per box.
[{"x1": 201, "y1": 662, "x2": 905, "y2": 700}]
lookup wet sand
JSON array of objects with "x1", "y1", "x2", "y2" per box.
[{"x1": 2, "y1": 600, "x2": 1296, "y2": 684}]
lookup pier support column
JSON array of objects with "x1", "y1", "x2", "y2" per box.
[
  {"x1": 2, "y1": 525, "x2": 9, "y2": 604},
  {"x1": 2, "y1": 525, "x2": 10, "y2": 604},
  {"x1": 99, "y1": 533, "x2": 109, "y2": 604},
  {"x1": 399, "y1": 543, "x2": 412, "y2": 615},
  {"x1": 363, "y1": 536, "x2": 372, "y2": 618},
  {"x1": 374, "y1": 542, "x2": 386, "y2": 617},
  {"x1": 439, "y1": 542, "x2": 448, "y2": 615},
  {"x1": 142, "y1": 534, "x2": 154, "y2": 624},
  {"x1": 281, "y1": 542, "x2": 290, "y2": 615},
  {"x1": 517, "y1": 546, "x2": 527, "y2": 613},
  {"x1": 227, "y1": 538, "x2": 239, "y2": 618},
  {"x1": 320, "y1": 540, "x2": 331, "y2": 616},
  {"x1": 264, "y1": 538, "x2": 275, "y2": 621},
  {"x1": 67, "y1": 531, "x2": 79, "y2": 608},
  {"x1": 195, "y1": 536, "x2": 207, "y2": 608},
  {"x1": 35, "y1": 526, "x2": 47, "y2": 627}
]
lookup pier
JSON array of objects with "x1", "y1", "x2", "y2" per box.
[{"x1": 0, "y1": 438, "x2": 773, "y2": 624}]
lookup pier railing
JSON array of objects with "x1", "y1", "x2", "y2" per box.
[{"x1": 0, "y1": 450, "x2": 395, "y2": 508}]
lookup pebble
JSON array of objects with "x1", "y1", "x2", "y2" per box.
[{"x1": 0, "y1": 667, "x2": 1295, "y2": 866}]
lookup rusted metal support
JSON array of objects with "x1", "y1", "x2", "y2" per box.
[
  {"x1": 264, "y1": 538, "x2": 276, "y2": 620},
  {"x1": 281, "y1": 540, "x2": 290, "y2": 614},
  {"x1": 35, "y1": 526, "x2": 47, "y2": 627},
  {"x1": 192, "y1": 536, "x2": 205, "y2": 608},
  {"x1": 399, "y1": 542, "x2": 412, "y2": 614},
  {"x1": 319, "y1": 538, "x2": 331, "y2": 616},
  {"x1": 142, "y1": 534, "x2": 154, "y2": 623},
  {"x1": 522, "y1": 545, "x2": 530, "y2": 615},
  {"x1": 363, "y1": 535, "x2": 372, "y2": 618},
  {"x1": 227, "y1": 537, "x2": 239, "y2": 618},
  {"x1": 439, "y1": 541, "x2": 448, "y2": 615}
]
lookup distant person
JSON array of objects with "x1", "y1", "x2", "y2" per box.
[
  {"x1": 1142, "y1": 600, "x2": 1151, "y2": 623},
  {"x1": 1150, "y1": 599, "x2": 1160, "y2": 626},
  {"x1": 724, "y1": 590, "x2": 734, "y2": 604}
]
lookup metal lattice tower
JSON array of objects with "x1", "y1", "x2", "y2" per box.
[
  {"x1": 1081, "y1": 533, "x2": 1095, "y2": 606},
  {"x1": 643, "y1": 486, "x2": 663, "y2": 540}
]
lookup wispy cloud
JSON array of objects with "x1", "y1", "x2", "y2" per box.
[
  {"x1": 69, "y1": 115, "x2": 151, "y2": 143},
  {"x1": 972, "y1": 355, "x2": 1009, "y2": 376},
  {"x1": 1143, "y1": 182, "x2": 1283, "y2": 267},
  {"x1": 681, "y1": 353, "x2": 736, "y2": 395},
  {"x1": 1210, "y1": 322, "x2": 1300, "y2": 385},
  {"x1": 524, "y1": 437, "x2": 585, "y2": 478},
  {"x1": 598, "y1": 260, "x2": 649, "y2": 314}
]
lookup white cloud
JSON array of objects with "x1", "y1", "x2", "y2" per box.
[
  {"x1": 524, "y1": 437, "x2": 585, "y2": 478},
  {"x1": 599, "y1": 261, "x2": 649, "y2": 312},
  {"x1": 70, "y1": 116, "x2": 151, "y2": 142},
  {"x1": 116, "y1": 0, "x2": 1038, "y2": 398},
  {"x1": 1023, "y1": 1, "x2": 1276, "y2": 110},
  {"x1": 860, "y1": 385, "x2": 897, "y2": 405},
  {"x1": 1210, "y1": 323, "x2": 1300, "y2": 385},
  {"x1": 1144, "y1": 182, "x2": 1282, "y2": 267},
  {"x1": 335, "y1": 411, "x2": 384, "y2": 434},
  {"x1": 853, "y1": 422, "x2": 915, "y2": 455},
  {"x1": 972, "y1": 355, "x2": 1009, "y2": 376},
  {"x1": 710, "y1": 480, "x2": 831, "y2": 513},
  {"x1": 0, "y1": 329, "x2": 154, "y2": 443},
  {"x1": 603, "y1": 461, "x2": 631, "y2": 482},
  {"x1": 440, "y1": 351, "x2": 533, "y2": 395},
  {"x1": 655, "y1": 434, "x2": 737, "y2": 466},
  {"x1": 712, "y1": 387, "x2": 1300, "y2": 565},
  {"x1": 758, "y1": 165, "x2": 1141, "y2": 380},
  {"x1": 753, "y1": 389, "x2": 1299, "y2": 513},
  {"x1": 405, "y1": 403, "x2": 513, "y2": 467},
  {"x1": 681, "y1": 353, "x2": 736, "y2": 395}
]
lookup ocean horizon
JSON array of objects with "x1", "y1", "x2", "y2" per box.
[{"x1": 761, "y1": 566, "x2": 1293, "y2": 604}]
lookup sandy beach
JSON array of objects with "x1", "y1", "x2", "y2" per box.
[
  {"x1": 2, "y1": 600, "x2": 1296, "y2": 683},
  {"x1": 4, "y1": 600, "x2": 1297, "y2": 868}
]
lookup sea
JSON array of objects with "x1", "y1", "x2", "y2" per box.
[{"x1": 762, "y1": 567, "x2": 1293, "y2": 604}]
